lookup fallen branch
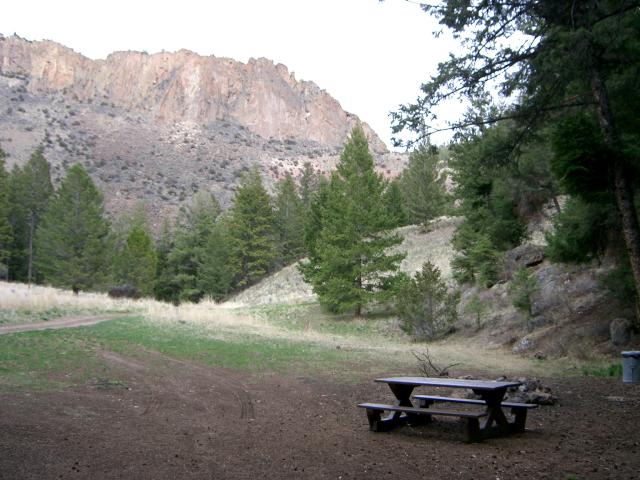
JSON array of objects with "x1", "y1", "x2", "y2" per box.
[{"x1": 412, "y1": 349, "x2": 460, "y2": 377}]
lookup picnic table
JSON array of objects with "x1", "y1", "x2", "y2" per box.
[{"x1": 358, "y1": 376, "x2": 537, "y2": 442}]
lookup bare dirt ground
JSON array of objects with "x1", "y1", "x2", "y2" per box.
[
  {"x1": 1, "y1": 349, "x2": 639, "y2": 480},
  {"x1": 0, "y1": 315, "x2": 119, "y2": 335}
]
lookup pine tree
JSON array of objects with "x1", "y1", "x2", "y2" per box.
[
  {"x1": 9, "y1": 147, "x2": 53, "y2": 283},
  {"x1": 6, "y1": 164, "x2": 26, "y2": 281},
  {"x1": 35, "y1": 164, "x2": 110, "y2": 293},
  {"x1": 112, "y1": 222, "x2": 157, "y2": 297},
  {"x1": 299, "y1": 161, "x2": 320, "y2": 210},
  {"x1": 396, "y1": 261, "x2": 459, "y2": 340},
  {"x1": 0, "y1": 148, "x2": 12, "y2": 277},
  {"x1": 393, "y1": 0, "x2": 640, "y2": 313},
  {"x1": 299, "y1": 126, "x2": 405, "y2": 316},
  {"x1": 303, "y1": 176, "x2": 329, "y2": 259},
  {"x1": 228, "y1": 168, "x2": 276, "y2": 287},
  {"x1": 274, "y1": 173, "x2": 305, "y2": 266},
  {"x1": 399, "y1": 145, "x2": 449, "y2": 226},
  {"x1": 165, "y1": 192, "x2": 223, "y2": 303},
  {"x1": 183, "y1": 191, "x2": 221, "y2": 230},
  {"x1": 198, "y1": 216, "x2": 235, "y2": 301},
  {"x1": 382, "y1": 179, "x2": 408, "y2": 228},
  {"x1": 153, "y1": 220, "x2": 181, "y2": 304}
]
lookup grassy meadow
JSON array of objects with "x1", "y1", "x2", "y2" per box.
[{"x1": 0, "y1": 281, "x2": 618, "y2": 391}]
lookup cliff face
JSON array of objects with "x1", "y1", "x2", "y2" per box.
[
  {"x1": 0, "y1": 35, "x2": 406, "y2": 226},
  {"x1": 0, "y1": 35, "x2": 386, "y2": 152}
]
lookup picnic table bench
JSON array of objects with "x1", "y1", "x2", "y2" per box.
[{"x1": 358, "y1": 376, "x2": 537, "y2": 442}]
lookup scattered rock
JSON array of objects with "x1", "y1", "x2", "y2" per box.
[
  {"x1": 505, "y1": 377, "x2": 558, "y2": 405},
  {"x1": 513, "y1": 338, "x2": 535, "y2": 353},
  {"x1": 524, "y1": 390, "x2": 557, "y2": 405},
  {"x1": 610, "y1": 318, "x2": 633, "y2": 346}
]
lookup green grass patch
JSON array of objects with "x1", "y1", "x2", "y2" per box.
[
  {"x1": 581, "y1": 362, "x2": 623, "y2": 378},
  {"x1": 0, "y1": 315, "x2": 367, "y2": 391},
  {"x1": 245, "y1": 302, "x2": 406, "y2": 340},
  {"x1": 84, "y1": 316, "x2": 349, "y2": 373},
  {"x1": 0, "y1": 327, "x2": 108, "y2": 390}
]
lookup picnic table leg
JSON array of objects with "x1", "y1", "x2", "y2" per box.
[
  {"x1": 369, "y1": 384, "x2": 425, "y2": 431},
  {"x1": 388, "y1": 383, "x2": 414, "y2": 407},
  {"x1": 363, "y1": 384, "x2": 415, "y2": 431},
  {"x1": 511, "y1": 407, "x2": 528, "y2": 433},
  {"x1": 463, "y1": 417, "x2": 482, "y2": 443},
  {"x1": 473, "y1": 388, "x2": 511, "y2": 435},
  {"x1": 388, "y1": 384, "x2": 431, "y2": 426}
]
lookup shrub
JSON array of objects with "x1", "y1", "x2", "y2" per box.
[
  {"x1": 451, "y1": 227, "x2": 502, "y2": 287},
  {"x1": 508, "y1": 267, "x2": 538, "y2": 325},
  {"x1": 545, "y1": 196, "x2": 613, "y2": 263},
  {"x1": 465, "y1": 293, "x2": 489, "y2": 329},
  {"x1": 599, "y1": 258, "x2": 636, "y2": 310},
  {"x1": 396, "y1": 262, "x2": 459, "y2": 341}
]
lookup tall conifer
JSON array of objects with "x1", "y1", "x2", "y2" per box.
[
  {"x1": 9, "y1": 147, "x2": 53, "y2": 283},
  {"x1": 300, "y1": 126, "x2": 405, "y2": 316},
  {"x1": 198, "y1": 216, "x2": 235, "y2": 301},
  {"x1": 299, "y1": 161, "x2": 320, "y2": 210},
  {"x1": 228, "y1": 168, "x2": 276, "y2": 287},
  {"x1": 399, "y1": 145, "x2": 449, "y2": 226},
  {"x1": 274, "y1": 173, "x2": 305, "y2": 266},
  {"x1": 35, "y1": 164, "x2": 110, "y2": 293},
  {"x1": 112, "y1": 222, "x2": 157, "y2": 296},
  {"x1": 165, "y1": 192, "x2": 223, "y2": 303},
  {"x1": 0, "y1": 149, "x2": 12, "y2": 277}
]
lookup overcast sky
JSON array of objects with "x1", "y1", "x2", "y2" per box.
[{"x1": 0, "y1": 0, "x2": 463, "y2": 149}]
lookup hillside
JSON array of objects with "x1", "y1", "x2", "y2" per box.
[
  {"x1": 0, "y1": 34, "x2": 407, "y2": 227},
  {"x1": 227, "y1": 217, "x2": 463, "y2": 307},
  {"x1": 229, "y1": 214, "x2": 635, "y2": 358}
]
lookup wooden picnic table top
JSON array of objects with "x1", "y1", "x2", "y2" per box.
[{"x1": 375, "y1": 377, "x2": 521, "y2": 391}]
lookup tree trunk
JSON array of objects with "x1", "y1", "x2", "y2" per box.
[
  {"x1": 355, "y1": 274, "x2": 363, "y2": 318},
  {"x1": 591, "y1": 67, "x2": 640, "y2": 314},
  {"x1": 27, "y1": 213, "x2": 34, "y2": 285}
]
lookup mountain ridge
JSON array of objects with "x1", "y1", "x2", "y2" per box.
[
  {"x1": 0, "y1": 34, "x2": 406, "y2": 227},
  {"x1": 0, "y1": 34, "x2": 388, "y2": 150}
]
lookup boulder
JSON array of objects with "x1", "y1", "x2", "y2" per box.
[
  {"x1": 610, "y1": 317, "x2": 633, "y2": 346},
  {"x1": 521, "y1": 390, "x2": 557, "y2": 405},
  {"x1": 503, "y1": 244, "x2": 545, "y2": 279}
]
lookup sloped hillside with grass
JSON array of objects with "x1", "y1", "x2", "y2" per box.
[{"x1": 226, "y1": 216, "x2": 463, "y2": 307}]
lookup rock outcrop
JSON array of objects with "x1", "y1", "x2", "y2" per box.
[
  {"x1": 0, "y1": 34, "x2": 403, "y2": 226},
  {"x1": 0, "y1": 34, "x2": 386, "y2": 152}
]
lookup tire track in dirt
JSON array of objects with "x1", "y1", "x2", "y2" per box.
[
  {"x1": 0, "y1": 314, "x2": 120, "y2": 335},
  {"x1": 143, "y1": 350, "x2": 256, "y2": 420},
  {"x1": 97, "y1": 349, "x2": 255, "y2": 420}
]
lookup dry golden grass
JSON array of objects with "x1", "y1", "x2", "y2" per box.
[{"x1": 0, "y1": 281, "x2": 139, "y2": 313}]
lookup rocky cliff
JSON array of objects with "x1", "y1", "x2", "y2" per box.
[{"x1": 0, "y1": 34, "x2": 404, "y2": 225}]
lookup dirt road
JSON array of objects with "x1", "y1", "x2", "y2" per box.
[{"x1": 0, "y1": 315, "x2": 119, "y2": 335}]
